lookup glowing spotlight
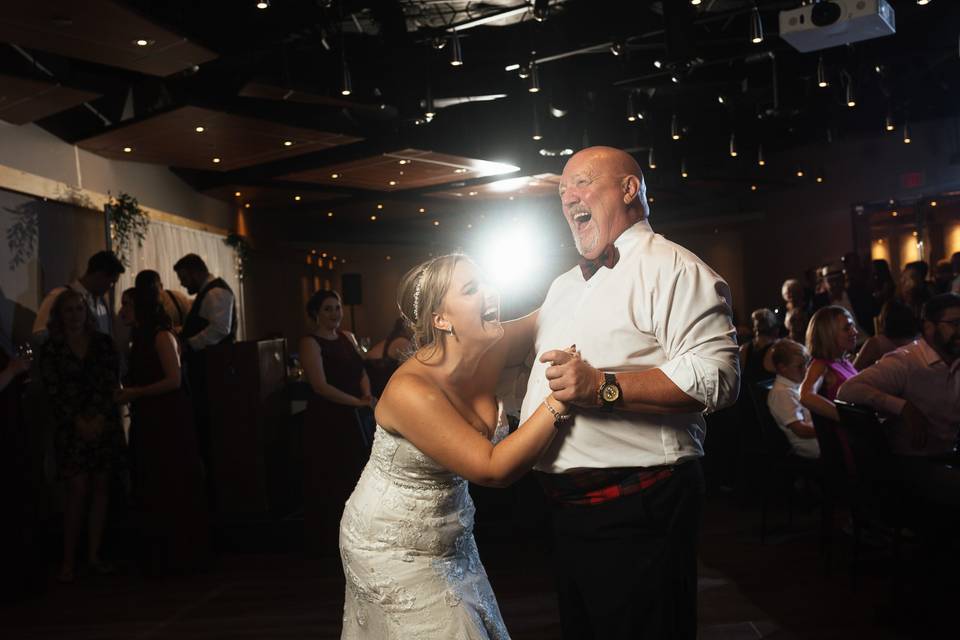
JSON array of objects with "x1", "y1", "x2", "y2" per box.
[{"x1": 475, "y1": 221, "x2": 544, "y2": 294}]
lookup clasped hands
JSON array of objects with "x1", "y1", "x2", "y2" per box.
[{"x1": 540, "y1": 346, "x2": 603, "y2": 407}]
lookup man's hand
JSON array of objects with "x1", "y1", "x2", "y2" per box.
[
  {"x1": 900, "y1": 401, "x2": 930, "y2": 450},
  {"x1": 540, "y1": 348, "x2": 602, "y2": 407}
]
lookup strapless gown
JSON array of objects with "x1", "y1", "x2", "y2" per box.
[{"x1": 339, "y1": 412, "x2": 511, "y2": 639}]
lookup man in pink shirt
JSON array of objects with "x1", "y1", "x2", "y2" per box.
[{"x1": 837, "y1": 293, "x2": 960, "y2": 504}]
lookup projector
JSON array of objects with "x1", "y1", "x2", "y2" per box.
[{"x1": 778, "y1": 0, "x2": 895, "y2": 53}]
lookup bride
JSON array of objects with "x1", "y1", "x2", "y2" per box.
[{"x1": 339, "y1": 254, "x2": 570, "y2": 639}]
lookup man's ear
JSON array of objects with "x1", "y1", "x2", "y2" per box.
[{"x1": 622, "y1": 175, "x2": 641, "y2": 203}]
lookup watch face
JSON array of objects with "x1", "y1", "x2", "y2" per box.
[{"x1": 602, "y1": 384, "x2": 620, "y2": 403}]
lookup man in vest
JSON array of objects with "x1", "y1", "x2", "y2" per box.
[
  {"x1": 33, "y1": 250, "x2": 125, "y2": 338},
  {"x1": 174, "y1": 253, "x2": 237, "y2": 506}
]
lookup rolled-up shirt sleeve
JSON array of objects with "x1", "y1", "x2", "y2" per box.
[
  {"x1": 836, "y1": 354, "x2": 908, "y2": 416},
  {"x1": 187, "y1": 287, "x2": 234, "y2": 350},
  {"x1": 655, "y1": 261, "x2": 741, "y2": 413}
]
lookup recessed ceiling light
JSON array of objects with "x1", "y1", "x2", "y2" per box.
[
  {"x1": 385, "y1": 256, "x2": 391, "y2": 261},
  {"x1": 388, "y1": 180, "x2": 397, "y2": 186},
  {"x1": 331, "y1": 173, "x2": 340, "y2": 179},
  {"x1": 327, "y1": 211, "x2": 333, "y2": 217},
  {"x1": 133, "y1": 39, "x2": 153, "y2": 47},
  {"x1": 468, "y1": 191, "x2": 478, "y2": 196},
  {"x1": 418, "y1": 208, "x2": 426, "y2": 213},
  {"x1": 370, "y1": 215, "x2": 377, "y2": 221},
  {"x1": 294, "y1": 195, "x2": 301, "y2": 201},
  {"x1": 122, "y1": 146, "x2": 132, "y2": 153},
  {"x1": 930, "y1": 200, "x2": 938, "y2": 207},
  {"x1": 234, "y1": 191, "x2": 241, "y2": 197},
  {"x1": 376, "y1": 204, "x2": 383, "y2": 209},
  {"x1": 256, "y1": 0, "x2": 270, "y2": 9},
  {"x1": 751, "y1": 184, "x2": 758, "y2": 191},
  {"x1": 244, "y1": 203, "x2": 250, "y2": 209},
  {"x1": 433, "y1": 220, "x2": 440, "y2": 226},
  {"x1": 398, "y1": 159, "x2": 409, "y2": 165},
  {"x1": 892, "y1": 211, "x2": 898, "y2": 217},
  {"x1": 195, "y1": 126, "x2": 205, "y2": 133},
  {"x1": 212, "y1": 157, "x2": 221, "y2": 164},
  {"x1": 283, "y1": 140, "x2": 293, "y2": 146},
  {"x1": 454, "y1": 168, "x2": 467, "y2": 174}
]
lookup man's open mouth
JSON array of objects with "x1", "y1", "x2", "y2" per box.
[{"x1": 573, "y1": 211, "x2": 592, "y2": 230}]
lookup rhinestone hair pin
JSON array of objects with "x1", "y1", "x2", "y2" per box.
[{"x1": 412, "y1": 269, "x2": 426, "y2": 322}]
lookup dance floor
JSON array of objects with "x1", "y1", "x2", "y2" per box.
[{"x1": 0, "y1": 487, "x2": 943, "y2": 639}]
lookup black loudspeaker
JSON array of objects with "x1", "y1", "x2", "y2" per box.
[{"x1": 341, "y1": 273, "x2": 362, "y2": 305}]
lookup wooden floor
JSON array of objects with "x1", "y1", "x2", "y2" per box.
[{"x1": 0, "y1": 486, "x2": 953, "y2": 639}]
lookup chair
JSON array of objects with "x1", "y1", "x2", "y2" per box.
[
  {"x1": 835, "y1": 400, "x2": 908, "y2": 591},
  {"x1": 748, "y1": 381, "x2": 820, "y2": 543}
]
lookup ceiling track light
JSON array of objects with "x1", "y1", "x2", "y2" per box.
[
  {"x1": 648, "y1": 147, "x2": 656, "y2": 170},
  {"x1": 885, "y1": 112, "x2": 895, "y2": 132},
  {"x1": 729, "y1": 132, "x2": 738, "y2": 158},
  {"x1": 903, "y1": 121, "x2": 912, "y2": 144},
  {"x1": 845, "y1": 75, "x2": 856, "y2": 108},
  {"x1": 916, "y1": 0, "x2": 931, "y2": 5},
  {"x1": 691, "y1": 0, "x2": 702, "y2": 5},
  {"x1": 681, "y1": 158, "x2": 689, "y2": 179},
  {"x1": 423, "y1": 91, "x2": 436, "y2": 121},
  {"x1": 757, "y1": 144, "x2": 766, "y2": 166},
  {"x1": 671, "y1": 113, "x2": 681, "y2": 141},
  {"x1": 449, "y1": 31, "x2": 463, "y2": 66},
  {"x1": 750, "y1": 5, "x2": 764, "y2": 44},
  {"x1": 817, "y1": 55, "x2": 828, "y2": 88},
  {"x1": 256, "y1": 0, "x2": 270, "y2": 9},
  {"x1": 626, "y1": 92, "x2": 641, "y2": 122},
  {"x1": 340, "y1": 60, "x2": 352, "y2": 96},
  {"x1": 532, "y1": 103, "x2": 543, "y2": 141},
  {"x1": 527, "y1": 61, "x2": 540, "y2": 93}
]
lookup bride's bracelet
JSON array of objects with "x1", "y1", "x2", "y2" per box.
[{"x1": 543, "y1": 396, "x2": 571, "y2": 429}]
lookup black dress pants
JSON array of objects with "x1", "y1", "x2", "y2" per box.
[{"x1": 548, "y1": 459, "x2": 705, "y2": 640}]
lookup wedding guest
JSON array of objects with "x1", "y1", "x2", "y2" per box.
[
  {"x1": 871, "y1": 259, "x2": 897, "y2": 308},
  {"x1": 785, "y1": 307, "x2": 809, "y2": 343},
  {"x1": 739, "y1": 308, "x2": 778, "y2": 383},
  {"x1": 363, "y1": 317, "x2": 413, "y2": 397},
  {"x1": 778, "y1": 278, "x2": 811, "y2": 332},
  {"x1": 135, "y1": 270, "x2": 191, "y2": 333},
  {"x1": 33, "y1": 251, "x2": 125, "y2": 338},
  {"x1": 852, "y1": 300, "x2": 918, "y2": 370},
  {"x1": 173, "y1": 253, "x2": 237, "y2": 496},
  {"x1": 813, "y1": 262, "x2": 873, "y2": 340},
  {"x1": 298, "y1": 289, "x2": 373, "y2": 551},
  {"x1": 768, "y1": 340, "x2": 819, "y2": 459},
  {"x1": 37, "y1": 290, "x2": 124, "y2": 582},
  {"x1": 837, "y1": 293, "x2": 960, "y2": 504},
  {"x1": 115, "y1": 278, "x2": 209, "y2": 574},
  {"x1": 899, "y1": 261, "x2": 932, "y2": 322},
  {"x1": 523, "y1": 146, "x2": 739, "y2": 639},
  {"x1": 800, "y1": 306, "x2": 859, "y2": 423}
]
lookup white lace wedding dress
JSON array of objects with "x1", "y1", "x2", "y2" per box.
[{"x1": 339, "y1": 409, "x2": 511, "y2": 639}]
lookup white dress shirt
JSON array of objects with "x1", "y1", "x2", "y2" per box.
[
  {"x1": 520, "y1": 219, "x2": 740, "y2": 473},
  {"x1": 767, "y1": 375, "x2": 820, "y2": 459},
  {"x1": 186, "y1": 275, "x2": 235, "y2": 351},
  {"x1": 32, "y1": 279, "x2": 111, "y2": 336},
  {"x1": 837, "y1": 339, "x2": 960, "y2": 456}
]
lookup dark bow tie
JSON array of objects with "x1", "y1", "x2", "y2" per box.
[{"x1": 578, "y1": 244, "x2": 620, "y2": 280}]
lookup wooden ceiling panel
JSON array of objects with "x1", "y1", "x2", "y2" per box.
[
  {"x1": 0, "y1": 73, "x2": 99, "y2": 124},
  {"x1": 428, "y1": 174, "x2": 561, "y2": 201},
  {"x1": 205, "y1": 185, "x2": 342, "y2": 207},
  {"x1": 76, "y1": 106, "x2": 362, "y2": 171},
  {"x1": 0, "y1": 0, "x2": 217, "y2": 77},
  {"x1": 280, "y1": 149, "x2": 520, "y2": 192}
]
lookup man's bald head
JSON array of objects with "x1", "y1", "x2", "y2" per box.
[{"x1": 558, "y1": 146, "x2": 649, "y2": 259}]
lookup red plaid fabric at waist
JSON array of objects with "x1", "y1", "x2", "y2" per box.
[{"x1": 536, "y1": 465, "x2": 675, "y2": 506}]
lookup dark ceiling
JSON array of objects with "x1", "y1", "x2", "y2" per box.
[{"x1": 2, "y1": 0, "x2": 959, "y2": 242}]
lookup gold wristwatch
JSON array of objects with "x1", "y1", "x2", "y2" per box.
[{"x1": 598, "y1": 372, "x2": 622, "y2": 412}]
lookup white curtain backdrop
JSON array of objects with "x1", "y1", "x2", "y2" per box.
[{"x1": 115, "y1": 219, "x2": 244, "y2": 339}]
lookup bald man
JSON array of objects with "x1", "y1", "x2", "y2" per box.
[{"x1": 520, "y1": 146, "x2": 740, "y2": 639}]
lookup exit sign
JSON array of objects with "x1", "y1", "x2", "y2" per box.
[{"x1": 900, "y1": 171, "x2": 925, "y2": 189}]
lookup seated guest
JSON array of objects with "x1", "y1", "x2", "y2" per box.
[
  {"x1": 778, "y1": 278, "x2": 812, "y2": 330},
  {"x1": 784, "y1": 307, "x2": 809, "y2": 344},
  {"x1": 768, "y1": 340, "x2": 819, "y2": 459},
  {"x1": 739, "y1": 308, "x2": 778, "y2": 383},
  {"x1": 853, "y1": 300, "x2": 918, "y2": 370},
  {"x1": 36, "y1": 290, "x2": 124, "y2": 582},
  {"x1": 363, "y1": 317, "x2": 413, "y2": 397},
  {"x1": 33, "y1": 251, "x2": 125, "y2": 338},
  {"x1": 135, "y1": 270, "x2": 192, "y2": 333},
  {"x1": 837, "y1": 293, "x2": 959, "y2": 458},
  {"x1": 114, "y1": 278, "x2": 209, "y2": 575},
  {"x1": 298, "y1": 290, "x2": 373, "y2": 551},
  {"x1": 933, "y1": 260, "x2": 954, "y2": 295},
  {"x1": 871, "y1": 259, "x2": 897, "y2": 308},
  {"x1": 837, "y1": 293, "x2": 960, "y2": 506},
  {"x1": 898, "y1": 261, "x2": 932, "y2": 322},
  {"x1": 800, "y1": 306, "x2": 859, "y2": 423},
  {"x1": 813, "y1": 262, "x2": 873, "y2": 340}
]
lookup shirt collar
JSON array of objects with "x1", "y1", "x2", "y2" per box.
[
  {"x1": 917, "y1": 337, "x2": 959, "y2": 372},
  {"x1": 612, "y1": 218, "x2": 652, "y2": 253},
  {"x1": 774, "y1": 374, "x2": 800, "y2": 391}
]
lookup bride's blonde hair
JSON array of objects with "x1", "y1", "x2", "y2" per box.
[{"x1": 397, "y1": 254, "x2": 468, "y2": 359}]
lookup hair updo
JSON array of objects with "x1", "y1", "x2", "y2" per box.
[{"x1": 397, "y1": 254, "x2": 468, "y2": 357}]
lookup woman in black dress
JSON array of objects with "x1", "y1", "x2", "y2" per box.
[
  {"x1": 37, "y1": 290, "x2": 124, "y2": 582},
  {"x1": 298, "y1": 289, "x2": 373, "y2": 552},
  {"x1": 114, "y1": 274, "x2": 209, "y2": 575}
]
